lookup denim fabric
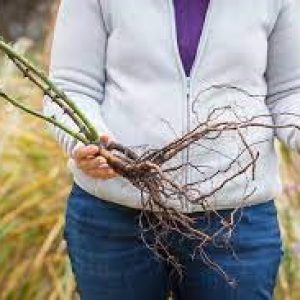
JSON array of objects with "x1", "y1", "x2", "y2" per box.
[{"x1": 64, "y1": 182, "x2": 283, "y2": 300}]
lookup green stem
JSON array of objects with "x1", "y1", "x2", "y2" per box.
[
  {"x1": 0, "y1": 89, "x2": 89, "y2": 145},
  {"x1": 12, "y1": 57, "x2": 90, "y2": 138},
  {"x1": 0, "y1": 39, "x2": 99, "y2": 141}
]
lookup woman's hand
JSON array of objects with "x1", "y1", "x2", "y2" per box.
[{"x1": 72, "y1": 135, "x2": 119, "y2": 180}]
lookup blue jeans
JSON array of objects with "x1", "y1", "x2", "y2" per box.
[{"x1": 64, "y1": 182, "x2": 283, "y2": 300}]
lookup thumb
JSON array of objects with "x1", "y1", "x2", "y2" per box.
[{"x1": 99, "y1": 134, "x2": 112, "y2": 146}]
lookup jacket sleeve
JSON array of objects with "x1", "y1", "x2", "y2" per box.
[
  {"x1": 265, "y1": 0, "x2": 300, "y2": 151},
  {"x1": 42, "y1": 0, "x2": 112, "y2": 157}
]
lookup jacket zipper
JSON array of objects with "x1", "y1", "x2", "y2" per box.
[
  {"x1": 167, "y1": 0, "x2": 214, "y2": 207},
  {"x1": 185, "y1": 76, "x2": 191, "y2": 187},
  {"x1": 186, "y1": 76, "x2": 191, "y2": 124}
]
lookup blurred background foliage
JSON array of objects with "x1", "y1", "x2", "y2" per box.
[{"x1": 0, "y1": 1, "x2": 300, "y2": 299}]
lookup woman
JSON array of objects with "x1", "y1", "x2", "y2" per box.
[{"x1": 43, "y1": 0, "x2": 300, "y2": 299}]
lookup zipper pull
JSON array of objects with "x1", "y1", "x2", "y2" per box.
[{"x1": 186, "y1": 76, "x2": 191, "y2": 100}]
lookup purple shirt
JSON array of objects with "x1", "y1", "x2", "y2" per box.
[{"x1": 173, "y1": 0, "x2": 210, "y2": 76}]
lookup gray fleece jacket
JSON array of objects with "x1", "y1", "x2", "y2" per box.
[{"x1": 43, "y1": 0, "x2": 300, "y2": 212}]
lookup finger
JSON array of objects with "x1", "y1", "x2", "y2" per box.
[
  {"x1": 77, "y1": 156, "x2": 107, "y2": 170},
  {"x1": 73, "y1": 145, "x2": 99, "y2": 160},
  {"x1": 100, "y1": 134, "x2": 113, "y2": 146},
  {"x1": 86, "y1": 168, "x2": 118, "y2": 179},
  {"x1": 97, "y1": 164, "x2": 116, "y2": 173}
]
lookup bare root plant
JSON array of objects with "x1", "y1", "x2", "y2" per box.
[{"x1": 0, "y1": 38, "x2": 298, "y2": 284}]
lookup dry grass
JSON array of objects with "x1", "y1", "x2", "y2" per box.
[
  {"x1": 0, "y1": 44, "x2": 76, "y2": 299},
  {"x1": 274, "y1": 144, "x2": 300, "y2": 300}
]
